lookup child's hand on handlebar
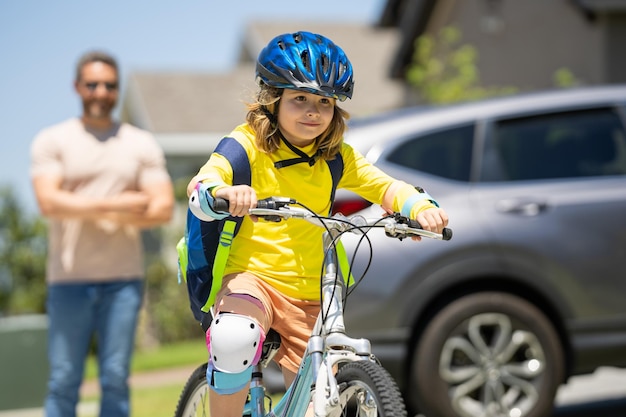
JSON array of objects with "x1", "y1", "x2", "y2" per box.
[
  {"x1": 383, "y1": 206, "x2": 449, "y2": 241},
  {"x1": 383, "y1": 207, "x2": 448, "y2": 242},
  {"x1": 416, "y1": 207, "x2": 449, "y2": 235},
  {"x1": 214, "y1": 185, "x2": 258, "y2": 218}
]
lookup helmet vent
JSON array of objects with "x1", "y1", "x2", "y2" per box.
[
  {"x1": 338, "y1": 62, "x2": 346, "y2": 78},
  {"x1": 293, "y1": 32, "x2": 303, "y2": 43},
  {"x1": 277, "y1": 40, "x2": 286, "y2": 50},
  {"x1": 301, "y1": 50, "x2": 311, "y2": 72},
  {"x1": 321, "y1": 54, "x2": 329, "y2": 73}
]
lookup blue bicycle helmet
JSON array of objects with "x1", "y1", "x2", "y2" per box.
[{"x1": 256, "y1": 31, "x2": 354, "y2": 101}]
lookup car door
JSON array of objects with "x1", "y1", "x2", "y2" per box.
[{"x1": 472, "y1": 105, "x2": 626, "y2": 323}]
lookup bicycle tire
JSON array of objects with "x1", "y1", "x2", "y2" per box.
[
  {"x1": 174, "y1": 362, "x2": 209, "y2": 417},
  {"x1": 333, "y1": 360, "x2": 407, "y2": 417}
]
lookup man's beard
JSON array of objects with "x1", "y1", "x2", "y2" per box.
[{"x1": 84, "y1": 100, "x2": 115, "y2": 119}]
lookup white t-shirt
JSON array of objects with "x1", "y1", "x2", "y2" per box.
[{"x1": 30, "y1": 118, "x2": 170, "y2": 283}]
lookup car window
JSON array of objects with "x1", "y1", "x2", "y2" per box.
[
  {"x1": 491, "y1": 108, "x2": 626, "y2": 181},
  {"x1": 386, "y1": 125, "x2": 474, "y2": 182}
]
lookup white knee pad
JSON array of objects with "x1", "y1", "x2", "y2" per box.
[{"x1": 207, "y1": 313, "x2": 265, "y2": 373}]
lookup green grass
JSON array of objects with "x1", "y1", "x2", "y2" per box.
[
  {"x1": 82, "y1": 380, "x2": 187, "y2": 417},
  {"x1": 83, "y1": 340, "x2": 207, "y2": 417},
  {"x1": 132, "y1": 339, "x2": 207, "y2": 372},
  {"x1": 132, "y1": 383, "x2": 187, "y2": 416},
  {"x1": 85, "y1": 339, "x2": 206, "y2": 379}
]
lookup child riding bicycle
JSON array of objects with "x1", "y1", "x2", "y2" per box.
[{"x1": 186, "y1": 31, "x2": 449, "y2": 417}]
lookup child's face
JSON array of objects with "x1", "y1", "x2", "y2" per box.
[{"x1": 277, "y1": 89, "x2": 335, "y2": 147}]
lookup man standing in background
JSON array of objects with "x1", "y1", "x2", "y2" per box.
[{"x1": 30, "y1": 50, "x2": 174, "y2": 417}]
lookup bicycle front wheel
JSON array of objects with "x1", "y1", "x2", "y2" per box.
[
  {"x1": 333, "y1": 360, "x2": 407, "y2": 417},
  {"x1": 174, "y1": 363, "x2": 209, "y2": 417}
]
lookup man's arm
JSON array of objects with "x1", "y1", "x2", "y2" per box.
[
  {"x1": 32, "y1": 175, "x2": 149, "y2": 221},
  {"x1": 118, "y1": 179, "x2": 174, "y2": 229},
  {"x1": 32, "y1": 174, "x2": 173, "y2": 229}
]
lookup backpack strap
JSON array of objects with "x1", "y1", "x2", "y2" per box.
[
  {"x1": 181, "y1": 137, "x2": 250, "y2": 322},
  {"x1": 203, "y1": 137, "x2": 251, "y2": 312},
  {"x1": 326, "y1": 153, "x2": 343, "y2": 214}
]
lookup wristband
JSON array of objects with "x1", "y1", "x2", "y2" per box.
[
  {"x1": 198, "y1": 182, "x2": 229, "y2": 217},
  {"x1": 189, "y1": 182, "x2": 229, "y2": 222},
  {"x1": 400, "y1": 191, "x2": 439, "y2": 217}
]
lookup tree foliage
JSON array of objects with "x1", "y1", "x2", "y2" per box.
[
  {"x1": 407, "y1": 26, "x2": 583, "y2": 105},
  {"x1": 138, "y1": 252, "x2": 202, "y2": 346},
  {"x1": 553, "y1": 67, "x2": 581, "y2": 88},
  {"x1": 406, "y1": 26, "x2": 518, "y2": 104},
  {"x1": 0, "y1": 186, "x2": 48, "y2": 315}
]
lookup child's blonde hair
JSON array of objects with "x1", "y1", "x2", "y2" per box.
[{"x1": 246, "y1": 84, "x2": 350, "y2": 160}]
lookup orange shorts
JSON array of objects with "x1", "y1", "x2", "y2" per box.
[{"x1": 213, "y1": 272, "x2": 319, "y2": 374}]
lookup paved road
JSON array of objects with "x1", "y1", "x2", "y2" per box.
[
  {"x1": 553, "y1": 367, "x2": 626, "y2": 417},
  {"x1": 3, "y1": 366, "x2": 626, "y2": 417}
]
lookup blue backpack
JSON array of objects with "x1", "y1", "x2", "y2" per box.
[{"x1": 177, "y1": 136, "x2": 344, "y2": 324}]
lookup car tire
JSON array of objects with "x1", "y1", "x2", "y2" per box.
[{"x1": 409, "y1": 291, "x2": 564, "y2": 417}]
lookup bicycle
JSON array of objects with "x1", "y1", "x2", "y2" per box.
[{"x1": 174, "y1": 196, "x2": 452, "y2": 417}]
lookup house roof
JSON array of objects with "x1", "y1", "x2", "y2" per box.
[
  {"x1": 378, "y1": 0, "x2": 440, "y2": 79},
  {"x1": 120, "y1": 21, "x2": 403, "y2": 154},
  {"x1": 120, "y1": 64, "x2": 257, "y2": 135},
  {"x1": 575, "y1": 0, "x2": 626, "y2": 12}
]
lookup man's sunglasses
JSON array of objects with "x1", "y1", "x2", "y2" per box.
[{"x1": 84, "y1": 81, "x2": 118, "y2": 92}]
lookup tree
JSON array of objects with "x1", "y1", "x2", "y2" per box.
[
  {"x1": 0, "y1": 186, "x2": 48, "y2": 315},
  {"x1": 553, "y1": 67, "x2": 581, "y2": 88},
  {"x1": 138, "y1": 252, "x2": 202, "y2": 347},
  {"x1": 407, "y1": 27, "x2": 583, "y2": 105},
  {"x1": 406, "y1": 26, "x2": 517, "y2": 105}
]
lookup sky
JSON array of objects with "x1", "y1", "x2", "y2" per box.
[{"x1": 0, "y1": 0, "x2": 384, "y2": 213}]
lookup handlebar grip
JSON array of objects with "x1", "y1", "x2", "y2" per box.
[
  {"x1": 212, "y1": 198, "x2": 229, "y2": 213},
  {"x1": 211, "y1": 197, "x2": 280, "y2": 213},
  {"x1": 255, "y1": 199, "x2": 277, "y2": 209},
  {"x1": 406, "y1": 218, "x2": 453, "y2": 241}
]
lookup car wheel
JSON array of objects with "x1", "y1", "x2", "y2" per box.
[{"x1": 409, "y1": 291, "x2": 564, "y2": 417}]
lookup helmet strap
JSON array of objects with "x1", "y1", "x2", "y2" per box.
[
  {"x1": 261, "y1": 106, "x2": 278, "y2": 128},
  {"x1": 274, "y1": 133, "x2": 321, "y2": 169}
]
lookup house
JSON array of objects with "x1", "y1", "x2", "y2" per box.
[{"x1": 380, "y1": 0, "x2": 626, "y2": 104}]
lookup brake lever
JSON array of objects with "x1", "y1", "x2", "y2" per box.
[{"x1": 388, "y1": 213, "x2": 453, "y2": 241}]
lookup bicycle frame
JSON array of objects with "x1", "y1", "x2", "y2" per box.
[{"x1": 245, "y1": 225, "x2": 375, "y2": 417}]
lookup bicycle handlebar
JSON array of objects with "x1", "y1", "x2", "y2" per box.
[{"x1": 212, "y1": 196, "x2": 452, "y2": 241}]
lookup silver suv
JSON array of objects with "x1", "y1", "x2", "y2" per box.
[{"x1": 340, "y1": 85, "x2": 626, "y2": 417}]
